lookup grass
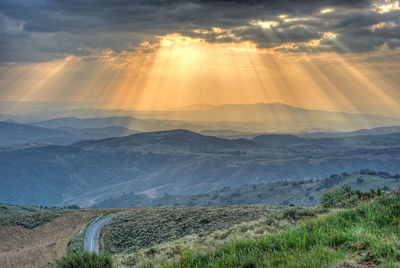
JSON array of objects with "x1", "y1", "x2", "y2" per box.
[
  {"x1": 52, "y1": 251, "x2": 113, "y2": 268},
  {"x1": 0, "y1": 204, "x2": 69, "y2": 229},
  {"x1": 102, "y1": 205, "x2": 319, "y2": 254},
  {"x1": 319, "y1": 184, "x2": 383, "y2": 208},
  {"x1": 110, "y1": 206, "x2": 323, "y2": 267},
  {"x1": 167, "y1": 192, "x2": 400, "y2": 267}
]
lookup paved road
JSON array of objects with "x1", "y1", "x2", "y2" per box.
[{"x1": 85, "y1": 214, "x2": 117, "y2": 253}]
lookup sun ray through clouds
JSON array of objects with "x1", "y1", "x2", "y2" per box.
[{"x1": 0, "y1": 31, "x2": 399, "y2": 122}]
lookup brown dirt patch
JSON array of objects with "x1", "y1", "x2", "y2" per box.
[{"x1": 0, "y1": 210, "x2": 101, "y2": 268}]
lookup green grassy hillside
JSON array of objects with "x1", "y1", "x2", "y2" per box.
[
  {"x1": 170, "y1": 191, "x2": 400, "y2": 267},
  {"x1": 102, "y1": 205, "x2": 316, "y2": 253},
  {"x1": 102, "y1": 206, "x2": 324, "y2": 267},
  {"x1": 55, "y1": 187, "x2": 400, "y2": 267},
  {"x1": 102, "y1": 190, "x2": 400, "y2": 267},
  {"x1": 94, "y1": 170, "x2": 400, "y2": 208}
]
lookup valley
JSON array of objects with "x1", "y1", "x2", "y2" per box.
[
  {"x1": 1, "y1": 121, "x2": 400, "y2": 207},
  {"x1": 2, "y1": 0, "x2": 400, "y2": 265},
  {"x1": 1, "y1": 105, "x2": 400, "y2": 268}
]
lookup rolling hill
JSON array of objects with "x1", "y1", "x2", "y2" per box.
[
  {"x1": 93, "y1": 170, "x2": 400, "y2": 208},
  {"x1": 0, "y1": 121, "x2": 138, "y2": 147},
  {"x1": 1, "y1": 129, "x2": 400, "y2": 207},
  {"x1": 0, "y1": 121, "x2": 77, "y2": 146}
]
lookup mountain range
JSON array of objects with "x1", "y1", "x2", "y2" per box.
[
  {"x1": 1, "y1": 127, "x2": 400, "y2": 207},
  {"x1": 3, "y1": 102, "x2": 400, "y2": 133},
  {"x1": 128, "y1": 102, "x2": 400, "y2": 132},
  {"x1": 0, "y1": 121, "x2": 137, "y2": 147}
]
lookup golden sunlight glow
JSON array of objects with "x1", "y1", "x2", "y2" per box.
[
  {"x1": 369, "y1": 21, "x2": 397, "y2": 32},
  {"x1": 373, "y1": 0, "x2": 400, "y2": 13},
  {"x1": 250, "y1": 20, "x2": 279, "y2": 29},
  {"x1": 0, "y1": 33, "x2": 399, "y2": 118},
  {"x1": 281, "y1": 16, "x2": 312, "y2": 23},
  {"x1": 320, "y1": 8, "x2": 335, "y2": 14}
]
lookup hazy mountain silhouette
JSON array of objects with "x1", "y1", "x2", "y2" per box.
[
  {"x1": 17, "y1": 102, "x2": 400, "y2": 133},
  {"x1": 130, "y1": 102, "x2": 400, "y2": 132},
  {"x1": 0, "y1": 121, "x2": 76, "y2": 146},
  {"x1": 300, "y1": 125, "x2": 400, "y2": 138},
  {"x1": 0, "y1": 121, "x2": 139, "y2": 146},
  {"x1": 32, "y1": 117, "x2": 203, "y2": 132}
]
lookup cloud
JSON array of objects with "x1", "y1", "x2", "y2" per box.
[{"x1": 0, "y1": 0, "x2": 400, "y2": 62}]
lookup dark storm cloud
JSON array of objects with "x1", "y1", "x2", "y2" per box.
[{"x1": 0, "y1": 0, "x2": 399, "y2": 62}]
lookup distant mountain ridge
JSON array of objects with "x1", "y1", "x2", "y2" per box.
[
  {"x1": 129, "y1": 102, "x2": 400, "y2": 132},
  {"x1": 19, "y1": 102, "x2": 400, "y2": 133},
  {"x1": 73, "y1": 129, "x2": 259, "y2": 152},
  {"x1": 0, "y1": 121, "x2": 138, "y2": 146},
  {"x1": 55, "y1": 126, "x2": 137, "y2": 139},
  {"x1": 252, "y1": 132, "x2": 400, "y2": 151},
  {"x1": 31, "y1": 116, "x2": 203, "y2": 132},
  {"x1": 201, "y1": 125, "x2": 400, "y2": 139},
  {"x1": 300, "y1": 125, "x2": 400, "y2": 138},
  {"x1": 0, "y1": 121, "x2": 76, "y2": 146}
]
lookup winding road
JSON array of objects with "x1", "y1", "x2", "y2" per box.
[{"x1": 85, "y1": 214, "x2": 118, "y2": 253}]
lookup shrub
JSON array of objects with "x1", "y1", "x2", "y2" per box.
[
  {"x1": 356, "y1": 178, "x2": 364, "y2": 184},
  {"x1": 320, "y1": 185, "x2": 383, "y2": 208},
  {"x1": 52, "y1": 252, "x2": 113, "y2": 268},
  {"x1": 66, "y1": 204, "x2": 80, "y2": 210},
  {"x1": 320, "y1": 187, "x2": 347, "y2": 208}
]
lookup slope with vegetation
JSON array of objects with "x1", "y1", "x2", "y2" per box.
[
  {"x1": 101, "y1": 205, "x2": 319, "y2": 254},
  {"x1": 45, "y1": 186, "x2": 400, "y2": 267},
  {"x1": 109, "y1": 206, "x2": 323, "y2": 267},
  {"x1": 2, "y1": 127, "x2": 400, "y2": 207},
  {"x1": 0, "y1": 204, "x2": 101, "y2": 268},
  {"x1": 171, "y1": 190, "x2": 400, "y2": 267},
  {"x1": 103, "y1": 189, "x2": 400, "y2": 267},
  {"x1": 0, "y1": 204, "x2": 70, "y2": 229},
  {"x1": 94, "y1": 170, "x2": 400, "y2": 208}
]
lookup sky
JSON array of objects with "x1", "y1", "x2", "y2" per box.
[{"x1": 0, "y1": 0, "x2": 400, "y2": 116}]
